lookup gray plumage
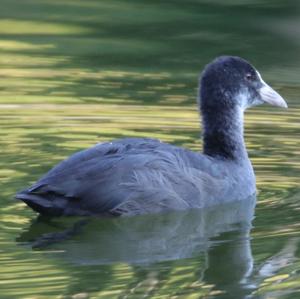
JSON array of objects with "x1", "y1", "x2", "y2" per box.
[{"x1": 16, "y1": 56, "x2": 287, "y2": 216}]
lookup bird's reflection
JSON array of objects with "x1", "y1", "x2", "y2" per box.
[{"x1": 18, "y1": 195, "x2": 256, "y2": 298}]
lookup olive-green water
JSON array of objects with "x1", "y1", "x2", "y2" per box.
[{"x1": 1, "y1": 1, "x2": 300, "y2": 298}]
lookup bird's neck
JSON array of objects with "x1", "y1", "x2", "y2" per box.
[{"x1": 201, "y1": 105, "x2": 248, "y2": 161}]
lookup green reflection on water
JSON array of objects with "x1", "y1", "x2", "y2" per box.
[{"x1": 0, "y1": 0, "x2": 300, "y2": 298}]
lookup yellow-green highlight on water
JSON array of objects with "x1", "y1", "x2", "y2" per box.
[{"x1": 1, "y1": 0, "x2": 300, "y2": 298}]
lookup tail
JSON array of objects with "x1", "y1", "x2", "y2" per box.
[{"x1": 16, "y1": 191, "x2": 64, "y2": 216}]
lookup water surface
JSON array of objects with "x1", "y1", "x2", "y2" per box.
[{"x1": 0, "y1": 0, "x2": 300, "y2": 298}]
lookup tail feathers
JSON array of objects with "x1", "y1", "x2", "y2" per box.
[{"x1": 16, "y1": 191, "x2": 64, "y2": 216}]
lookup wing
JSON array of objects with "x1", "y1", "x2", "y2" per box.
[
  {"x1": 16, "y1": 138, "x2": 228, "y2": 216},
  {"x1": 16, "y1": 138, "x2": 163, "y2": 215}
]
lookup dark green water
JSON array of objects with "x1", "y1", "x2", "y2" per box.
[{"x1": 0, "y1": 0, "x2": 300, "y2": 298}]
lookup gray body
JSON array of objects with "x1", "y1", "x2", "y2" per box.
[
  {"x1": 17, "y1": 138, "x2": 255, "y2": 216},
  {"x1": 16, "y1": 56, "x2": 287, "y2": 216}
]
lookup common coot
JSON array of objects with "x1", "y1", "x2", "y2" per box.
[{"x1": 16, "y1": 56, "x2": 287, "y2": 216}]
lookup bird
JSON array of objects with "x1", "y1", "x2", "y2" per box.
[{"x1": 16, "y1": 56, "x2": 287, "y2": 217}]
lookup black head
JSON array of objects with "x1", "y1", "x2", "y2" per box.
[{"x1": 200, "y1": 56, "x2": 287, "y2": 112}]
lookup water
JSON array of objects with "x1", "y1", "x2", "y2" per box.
[{"x1": 0, "y1": 0, "x2": 300, "y2": 298}]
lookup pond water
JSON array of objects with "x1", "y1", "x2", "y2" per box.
[{"x1": 0, "y1": 0, "x2": 300, "y2": 298}]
